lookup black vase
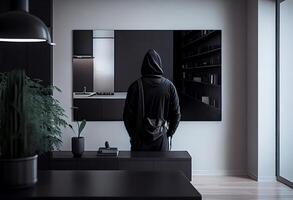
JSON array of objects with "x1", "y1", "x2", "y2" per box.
[
  {"x1": 0, "y1": 155, "x2": 38, "y2": 189},
  {"x1": 72, "y1": 137, "x2": 84, "y2": 157}
]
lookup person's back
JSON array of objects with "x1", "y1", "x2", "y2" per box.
[{"x1": 123, "y1": 49, "x2": 181, "y2": 151}]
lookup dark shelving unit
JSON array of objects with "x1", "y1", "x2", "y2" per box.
[
  {"x1": 173, "y1": 30, "x2": 222, "y2": 121},
  {"x1": 183, "y1": 79, "x2": 221, "y2": 88},
  {"x1": 183, "y1": 47, "x2": 221, "y2": 60},
  {"x1": 182, "y1": 30, "x2": 218, "y2": 48},
  {"x1": 182, "y1": 64, "x2": 221, "y2": 70},
  {"x1": 183, "y1": 94, "x2": 221, "y2": 112}
]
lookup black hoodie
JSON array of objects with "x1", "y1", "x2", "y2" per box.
[{"x1": 123, "y1": 49, "x2": 181, "y2": 151}]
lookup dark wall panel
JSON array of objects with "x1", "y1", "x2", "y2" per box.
[
  {"x1": 72, "y1": 58, "x2": 94, "y2": 92},
  {"x1": 29, "y1": 0, "x2": 52, "y2": 27},
  {"x1": 114, "y1": 30, "x2": 173, "y2": 92}
]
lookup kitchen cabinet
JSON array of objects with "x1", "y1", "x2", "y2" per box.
[
  {"x1": 73, "y1": 30, "x2": 93, "y2": 57},
  {"x1": 73, "y1": 97, "x2": 126, "y2": 121}
]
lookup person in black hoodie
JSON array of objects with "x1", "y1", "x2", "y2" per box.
[{"x1": 123, "y1": 49, "x2": 181, "y2": 151}]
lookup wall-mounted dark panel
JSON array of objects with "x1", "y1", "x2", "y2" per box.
[
  {"x1": 173, "y1": 30, "x2": 222, "y2": 121},
  {"x1": 72, "y1": 30, "x2": 221, "y2": 121},
  {"x1": 29, "y1": 0, "x2": 52, "y2": 27},
  {"x1": 114, "y1": 30, "x2": 173, "y2": 92},
  {"x1": 27, "y1": 42, "x2": 52, "y2": 86},
  {"x1": 0, "y1": 43, "x2": 28, "y2": 71},
  {"x1": 0, "y1": 0, "x2": 11, "y2": 13},
  {"x1": 73, "y1": 30, "x2": 93, "y2": 57}
]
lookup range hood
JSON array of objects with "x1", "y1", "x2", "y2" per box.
[{"x1": 93, "y1": 30, "x2": 114, "y2": 93}]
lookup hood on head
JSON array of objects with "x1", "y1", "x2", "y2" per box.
[{"x1": 141, "y1": 49, "x2": 163, "y2": 76}]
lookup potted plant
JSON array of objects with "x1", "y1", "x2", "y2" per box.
[
  {"x1": 69, "y1": 119, "x2": 86, "y2": 157},
  {"x1": 0, "y1": 70, "x2": 67, "y2": 189}
]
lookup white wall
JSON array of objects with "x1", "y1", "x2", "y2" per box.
[
  {"x1": 257, "y1": 0, "x2": 276, "y2": 181},
  {"x1": 279, "y1": 0, "x2": 293, "y2": 182},
  {"x1": 53, "y1": 0, "x2": 247, "y2": 175},
  {"x1": 246, "y1": 0, "x2": 276, "y2": 181}
]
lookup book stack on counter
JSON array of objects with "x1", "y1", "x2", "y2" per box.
[{"x1": 97, "y1": 147, "x2": 118, "y2": 156}]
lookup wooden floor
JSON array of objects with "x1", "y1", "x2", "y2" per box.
[{"x1": 192, "y1": 176, "x2": 293, "y2": 200}]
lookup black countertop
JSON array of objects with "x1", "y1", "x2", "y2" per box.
[{"x1": 0, "y1": 170, "x2": 201, "y2": 200}]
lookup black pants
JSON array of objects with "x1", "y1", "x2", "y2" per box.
[{"x1": 131, "y1": 134, "x2": 169, "y2": 152}]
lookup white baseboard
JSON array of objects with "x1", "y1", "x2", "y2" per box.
[
  {"x1": 257, "y1": 176, "x2": 277, "y2": 182},
  {"x1": 193, "y1": 169, "x2": 247, "y2": 176},
  {"x1": 194, "y1": 170, "x2": 276, "y2": 182},
  {"x1": 247, "y1": 171, "x2": 276, "y2": 182}
]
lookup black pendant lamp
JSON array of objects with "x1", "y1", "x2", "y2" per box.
[{"x1": 0, "y1": 0, "x2": 54, "y2": 45}]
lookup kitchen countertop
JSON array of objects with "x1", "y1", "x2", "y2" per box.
[
  {"x1": 0, "y1": 170, "x2": 201, "y2": 199},
  {"x1": 73, "y1": 92, "x2": 127, "y2": 99}
]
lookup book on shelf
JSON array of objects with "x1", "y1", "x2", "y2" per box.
[
  {"x1": 97, "y1": 147, "x2": 118, "y2": 156},
  {"x1": 193, "y1": 77, "x2": 202, "y2": 82},
  {"x1": 209, "y1": 97, "x2": 220, "y2": 109},
  {"x1": 202, "y1": 61, "x2": 208, "y2": 65},
  {"x1": 209, "y1": 73, "x2": 218, "y2": 85},
  {"x1": 210, "y1": 74, "x2": 214, "y2": 84},
  {"x1": 201, "y1": 96, "x2": 220, "y2": 109},
  {"x1": 210, "y1": 97, "x2": 216, "y2": 107},
  {"x1": 182, "y1": 72, "x2": 186, "y2": 79},
  {"x1": 202, "y1": 96, "x2": 209, "y2": 105}
]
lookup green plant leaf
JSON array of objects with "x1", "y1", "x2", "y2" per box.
[
  {"x1": 78, "y1": 119, "x2": 86, "y2": 137},
  {"x1": 0, "y1": 70, "x2": 68, "y2": 158},
  {"x1": 68, "y1": 124, "x2": 77, "y2": 136}
]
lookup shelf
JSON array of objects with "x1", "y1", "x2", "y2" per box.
[
  {"x1": 183, "y1": 48, "x2": 221, "y2": 60},
  {"x1": 182, "y1": 64, "x2": 221, "y2": 70},
  {"x1": 183, "y1": 94, "x2": 220, "y2": 111},
  {"x1": 73, "y1": 55, "x2": 94, "y2": 59},
  {"x1": 182, "y1": 31, "x2": 217, "y2": 48},
  {"x1": 176, "y1": 30, "x2": 222, "y2": 119},
  {"x1": 182, "y1": 79, "x2": 221, "y2": 88}
]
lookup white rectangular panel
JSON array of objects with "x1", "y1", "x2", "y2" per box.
[{"x1": 93, "y1": 37, "x2": 114, "y2": 93}]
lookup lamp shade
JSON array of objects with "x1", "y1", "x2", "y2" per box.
[{"x1": 0, "y1": 10, "x2": 54, "y2": 45}]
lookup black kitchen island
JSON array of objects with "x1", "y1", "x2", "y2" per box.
[{"x1": 0, "y1": 170, "x2": 202, "y2": 200}]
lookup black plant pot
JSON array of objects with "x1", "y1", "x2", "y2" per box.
[
  {"x1": 72, "y1": 137, "x2": 84, "y2": 157},
  {"x1": 0, "y1": 155, "x2": 38, "y2": 189}
]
